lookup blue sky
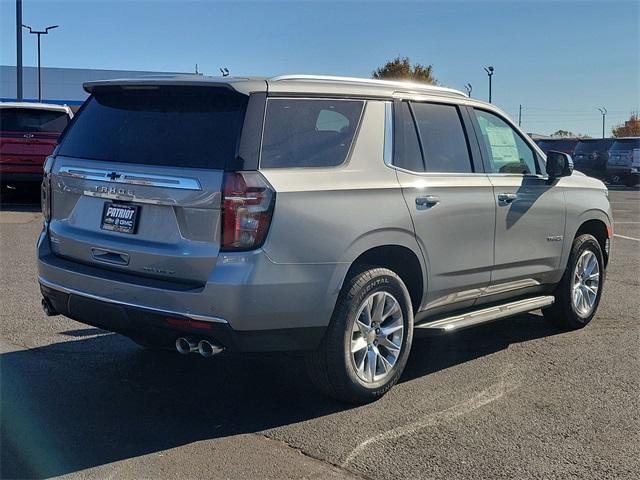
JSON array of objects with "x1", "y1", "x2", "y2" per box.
[{"x1": 1, "y1": 0, "x2": 638, "y2": 137}]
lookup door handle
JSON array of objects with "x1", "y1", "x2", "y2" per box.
[
  {"x1": 415, "y1": 195, "x2": 440, "y2": 208},
  {"x1": 91, "y1": 247, "x2": 130, "y2": 266},
  {"x1": 497, "y1": 192, "x2": 518, "y2": 204}
]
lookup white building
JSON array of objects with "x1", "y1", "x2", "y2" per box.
[{"x1": 1, "y1": 66, "x2": 186, "y2": 106}]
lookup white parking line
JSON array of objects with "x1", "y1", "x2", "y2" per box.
[{"x1": 614, "y1": 234, "x2": 640, "y2": 242}]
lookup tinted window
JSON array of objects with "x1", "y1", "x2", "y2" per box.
[
  {"x1": 610, "y1": 139, "x2": 640, "y2": 150},
  {"x1": 58, "y1": 87, "x2": 247, "y2": 169},
  {"x1": 474, "y1": 109, "x2": 537, "y2": 174},
  {"x1": 574, "y1": 140, "x2": 612, "y2": 154},
  {"x1": 536, "y1": 139, "x2": 579, "y2": 154},
  {"x1": 411, "y1": 103, "x2": 472, "y2": 173},
  {"x1": 0, "y1": 108, "x2": 69, "y2": 133},
  {"x1": 261, "y1": 98, "x2": 363, "y2": 168},
  {"x1": 393, "y1": 101, "x2": 424, "y2": 172}
]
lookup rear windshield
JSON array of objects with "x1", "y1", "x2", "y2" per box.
[
  {"x1": 574, "y1": 140, "x2": 613, "y2": 153},
  {"x1": 537, "y1": 140, "x2": 578, "y2": 152},
  {"x1": 0, "y1": 108, "x2": 69, "y2": 133},
  {"x1": 610, "y1": 139, "x2": 640, "y2": 151},
  {"x1": 58, "y1": 87, "x2": 247, "y2": 169}
]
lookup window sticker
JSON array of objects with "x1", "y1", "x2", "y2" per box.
[{"x1": 484, "y1": 124, "x2": 521, "y2": 167}]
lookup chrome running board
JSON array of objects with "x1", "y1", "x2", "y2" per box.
[{"x1": 416, "y1": 295, "x2": 555, "y2": 332}]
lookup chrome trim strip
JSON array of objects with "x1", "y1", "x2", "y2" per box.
[
  {"x1": 38, "y1": 276, "x2": 228, "y2": 324},
  {"x1": 416, "y1": 295, "x2": 555, "y2": 332},
  {"x1": 481, "y1": 278, "x2": 541, "y2": 296},
  {"x1": 58, "y1": 167, "x2": 202, "y2": 191},
  {"x1": 383, "y1": 101, "x2": 393, "y2": 167}
]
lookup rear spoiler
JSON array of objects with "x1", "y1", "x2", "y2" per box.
[{"x1": 83, "y1": 76, "x2": 267, "y2": 96}]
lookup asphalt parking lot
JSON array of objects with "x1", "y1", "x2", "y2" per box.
[{"x1": 1, "y1": 184, "x2": 638, "y2": 480}]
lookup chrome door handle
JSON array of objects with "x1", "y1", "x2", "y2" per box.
[
  {"x1": 497, "y1": 192, "x2": 518, "y2": 204},
  {"x1": 415, "y1": 195, "x2": 440, "y2": 208}
]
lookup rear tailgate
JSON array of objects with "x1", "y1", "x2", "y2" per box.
[
  {"x1": 49, "y1": 158, "x2": 223, "y2": 285},
  {"x1": 48, "y1": 85, "x2": 248, "y2": 286}
]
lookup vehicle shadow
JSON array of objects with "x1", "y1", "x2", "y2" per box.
[{"x1": 0, "y1": 312, "x2": 560, "y2": 479}]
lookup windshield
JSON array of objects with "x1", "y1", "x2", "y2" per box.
[
  {"x1": 0, "y1": 108, "x2": 69, "y2": 133},
  {"x1": 574, "y1": 140, "x2": 613, "y2": 154},
  {"x1": 57, "y1": 86, "x2": 247, "y2": 169}
]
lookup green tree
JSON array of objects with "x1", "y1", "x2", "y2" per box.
[
  {"x1": 372, "y1": 56, "x2": 438, "y2": 85},
  {"x1": 550, "y1": 130, "x2": 591, "y2": 139},
  {"x1": 612, "y1": 112, "x2": 640, "y2": 137}
]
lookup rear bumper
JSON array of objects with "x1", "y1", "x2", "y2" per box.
[
  {"x1": 607, "y1": 165, "x2": 639, "y2": 176},
  {"x1": 37, "y1": 230, "x2": 344, "y2": 352},
  {"x1": 39, "y1": 278, "x2": 325, "y2": 352}
]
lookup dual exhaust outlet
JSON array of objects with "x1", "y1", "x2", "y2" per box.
[{"x1": 175, "y1": 337, "x2": 224, "y2": 358}]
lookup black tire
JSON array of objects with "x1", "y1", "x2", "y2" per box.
[
  {"x1": 305, "y1": 267, "x2": 414, "y2": 403},
  {"x1": 543, "y1": 234, "x2": 605, "y2": 330}
]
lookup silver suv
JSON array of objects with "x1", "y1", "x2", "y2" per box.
[{"x1": 38, "y1": 74, "x2": 612, "y2": 403}]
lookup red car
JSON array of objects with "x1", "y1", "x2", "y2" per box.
[{"x1": 1, "y1": 102, "x2": 73, "y2": 187}]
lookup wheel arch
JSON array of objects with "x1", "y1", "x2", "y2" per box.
[
  {"x1": 339, "y1": 243, "x2": 425, "y2": 314},
  {"x1": 574, "y1": 218, "x2": 611, "y2": 267}
]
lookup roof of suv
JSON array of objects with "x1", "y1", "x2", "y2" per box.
[{"x1": 83, "y1": 74, "x2": 468, "y2": 99}]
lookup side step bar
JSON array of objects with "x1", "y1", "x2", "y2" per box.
[{"x1": 416, "y1": 295, "x2": 555, "y2": 332}]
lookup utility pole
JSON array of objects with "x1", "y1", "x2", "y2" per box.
[
  {"x1": 518, "y1": 104, "x2": 522, "y2": 127},
  {"x1": 16, "y1": 0, "x2": 23, "y2": 101},
  {"x1": 464, "y1": 83, "x2": 472, "y2": 98},
  {"x1": 598, "y1": 107, "x2": 607, "y2": 139},
  {"x1": 22, "y1": 24, "x2": 59, "y2": 102},
  {"x1": 484, "y1": 66, "x2": 494, "y2": 103}
]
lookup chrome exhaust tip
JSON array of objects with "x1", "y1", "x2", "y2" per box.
[
  {"x1": 175, "y1": 337, "x2": 198, "y2": 354},
  {"x1": 198, "y1": 339, "x2": 224, "y2": 358}
]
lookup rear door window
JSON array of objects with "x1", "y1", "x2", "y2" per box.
[
  {"x1": 411, "y1": 102, "x2": 473, "y2": 173},
  {"x1": 57, "y1": 87, "x2": 247, "y2": 169},
  {"x1": 393, "y1": 101, "x2": 425, "y2": 172},
  {"x1": 260, "y1": 98, "x2": 364, "y2": 168},
  {"x1": 0, "y1": 108, "x2": 69, "y2": 133}
]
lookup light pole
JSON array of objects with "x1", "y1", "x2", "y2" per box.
[
  {"x1": 16, "y1": 0, "x2": 23, "y2": 101},
  {"x1": 464, "y1": 83, "x2": 472, "y2": 98},
  {"x1": 598, "y1": 107, "x2": 607, "y2": 139},
  {"x1": 484, "y1": 66, "x2": 494, "y2": 103},
  {"x1": 22, "y1": 24, "x2": 59, "y2": 102}
]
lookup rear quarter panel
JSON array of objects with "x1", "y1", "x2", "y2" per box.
[{"x1": 258, "y1": 100, "x2": 424, "y2": 300}]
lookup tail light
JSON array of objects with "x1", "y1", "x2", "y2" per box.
[
  {"x1": 41, "y1": 155, "x2": 54, "y2": 223},
  {"x1": 221, "y1": 171, "x2": 275, "y2": 251}
]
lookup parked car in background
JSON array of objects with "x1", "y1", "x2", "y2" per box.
[
  {"x1": 607, "y1": 137, "x2": 640, "y2": 186},
  {"x1": 535, "y1": 138, "x2": 580, "y2": 156},
  {"x1": 0, "y1": 102, "x2": 73, "y2": 188},
  {"x1": 572, "y1": 138, "x2": 614, "y2": 178}
]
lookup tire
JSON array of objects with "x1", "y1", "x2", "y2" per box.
[
  {"x1": 305, "y1": 267, "x2": 414, "y2": 403},
  {"x1": 543, "y1": 234, "x2": 605, "y2": 330}
]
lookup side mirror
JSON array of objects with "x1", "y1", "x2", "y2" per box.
[{"x1": 546, "y1": 150, "x2": 574, "y2": 179}]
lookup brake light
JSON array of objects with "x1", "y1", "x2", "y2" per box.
[
  {"x1": 41, "y1": 155, "x2": 54, "y2": 223},
  {"x1": 221, "y1": 171, "x2": 275, "y2": 251}
]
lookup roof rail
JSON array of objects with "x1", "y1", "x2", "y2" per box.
[{"x1": 269, "y1": 74, "x2": 467, "y2": 97}]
